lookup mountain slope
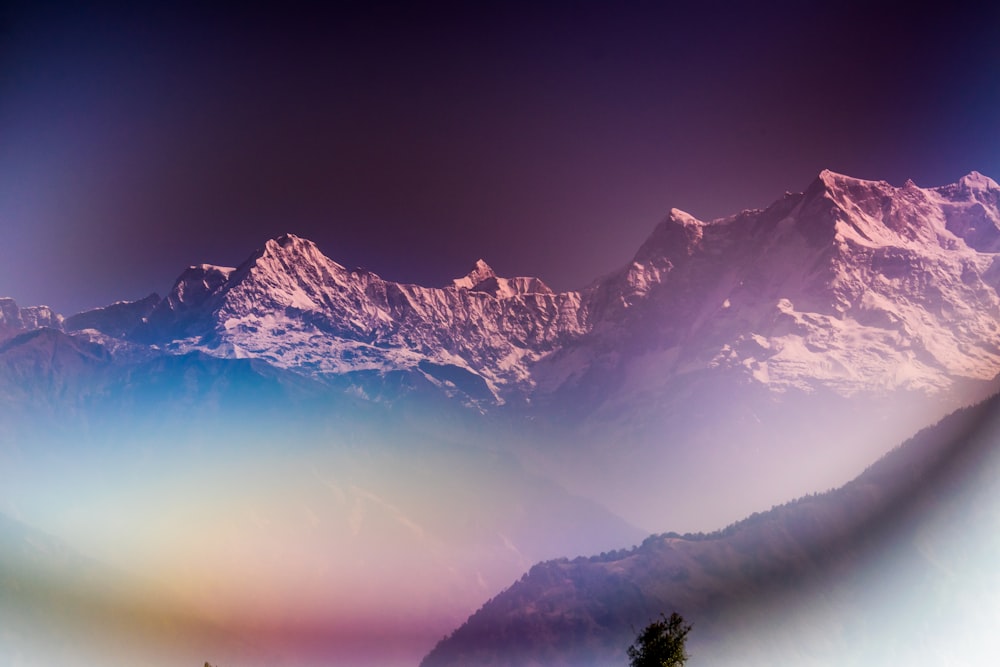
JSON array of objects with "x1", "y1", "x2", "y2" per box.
[
  {"x1": 421, "y1": 394, "x2": 1000, "y2": 667},
  {"x1": 63, "y1": 292, "x2": 161, "y2": 338}
]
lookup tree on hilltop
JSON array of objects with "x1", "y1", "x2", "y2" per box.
[{"x1": 627, "y1": 612, "x2": 691, "y2": 667}]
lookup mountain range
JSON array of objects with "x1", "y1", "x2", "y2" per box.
[
  {"x1": 6, "y1": 170, "x2": 998, "y2": 406},
  {"x1": 2, "y1": 169, "x2": 999, "y2": 666},
  {"x1": 4, "y1": 169, "x2": 999, "y2": 528}
]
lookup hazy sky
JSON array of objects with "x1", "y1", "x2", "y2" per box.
[{"x1": 2, "y1": 1, "x2": 999, "y2": 314}]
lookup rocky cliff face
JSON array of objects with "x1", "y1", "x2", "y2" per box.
[
  {"x1": 0, "y1": 298, "x2": 62, "y2": 339},
  {"x1": 63, "y1": 293, "x2": 161, "y2": 339}
]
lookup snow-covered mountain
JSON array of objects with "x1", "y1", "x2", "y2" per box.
[
  {"x1": 547, "y1": 169, "x2": 1000, "y2": 401},
  {"x1": 7, "y1": 171, "x2": 1000, "y2": 528},
  {"x1": 134, "y1": 236, "x2": 586, "y2": 402},
  {"x1": 20, "y1": 169, "x2": 994, "y2": 412}
]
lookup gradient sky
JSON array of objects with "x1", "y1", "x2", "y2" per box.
[{"x1": 2, "y1": 1, "x2": 999, "y2": 314}]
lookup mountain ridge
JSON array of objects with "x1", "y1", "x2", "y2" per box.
[{"x1": 5, "y1": 170, "x2": 996, "y2": 407}]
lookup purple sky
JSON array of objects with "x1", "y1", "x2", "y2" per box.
[{"x1": 2, "y1": 1, "x2": 999, "y2": 314}]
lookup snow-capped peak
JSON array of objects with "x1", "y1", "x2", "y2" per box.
[
  {"x1": 190, "y1": 263, "x2": 236, "y2": 275},
  {"x1": 958, "y1": 171, "x2": 999, "y2": 191},
  {"x1": 247, "y1": 233, "x2": 350, "y2": 283},
  {"x1": 262, "y1": 234, "x2": 328, "y2": 256},
  {"x1": 452, "y1": 259, "x2": 497, "y2": 290},
  {"x1": 265, "y1": 232, "x2": 308, "y2": 252},
  {"x1": 812, "y1": 168, "x2": 892, "y2": 194},
  {"x1": 816, "y1": 168, "x2": 844, "y2": 189},
  {"x1": 631, "y1": 208, "x2": 705, "y2": 265},
  {"x1": 667, "y1": 207, "x2": 703, "y2": 226}
]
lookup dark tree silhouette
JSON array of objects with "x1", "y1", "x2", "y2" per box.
[{"x1": 627, "y1": 612, "x2": 691, "y2": 667}]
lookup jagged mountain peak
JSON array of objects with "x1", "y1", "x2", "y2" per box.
[
  {"x1": 168, "y1": 264, "x2": 235, "y2": 307},
  {"x1": 811, "y1": 168, "x2": 917, "y2": 196},
  {"x1": 793, "y1": 169, "x2": 967, "y2": 250},
  {"x1": 666, "y1": 207, "x2": 704, "y2": 225},
  {"x1": 451, "y1": 259, "x2": 555, "y2": 298},
  {"x1": 958, "y1": 170, "x2": 999, "y2": 191},
  {"x1": 805, "y1": 170, "x2": 1000, "y2": 253},
  {"x1": 184, "y1": 263, "x2": 235, "y2": 277},
  {"x1": 631, "y1": 207, "x2": 705, "y2": 265},
  {"x1": 255, "y1": 233, "x2": 344, "y2": 271},
  {"x1": 452, "y1": 259, "x2": 497, "y2": 290},
  {"x1": 263, "y1": 232, "x2": 315, "y2": 254},
  {"x1": 810, "y1": 169, "x2": 998, "y2": 211},
  {"x1": 213, "y1": 233, "x2": 358, "y2": 314},
  {"x1": 807, "y1": 169, "x2": 891, "y2": 202},
  {"x1": 816, "y1": 167, "x2": 878, "y2": 185},
  {"x1": 0, "y1": 297, "x2": 63, "y2": 339}
]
